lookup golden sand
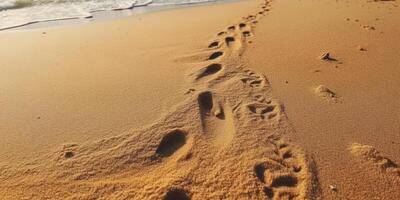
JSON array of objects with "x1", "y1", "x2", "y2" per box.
[{"x1": 0, "y1": 0, "x2": 399, "y2": 199}]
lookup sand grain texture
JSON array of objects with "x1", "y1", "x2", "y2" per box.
[
  {"x1": 1, "y1": 0, "x2": 400, "y2": 199},
  {"x1": 0, "y1": 0, "x2": 320, "y2": 199}
]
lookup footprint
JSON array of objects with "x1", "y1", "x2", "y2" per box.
[
  {"x1": 254, "y1": 148, "x2": 306, "y2": 199},
  {"x1": 362, "y1": 25, "x2": 376, "y2": 31},
  {"x1": 239, "y1": 23, "x2": 247, "y2": 29},
  {"x1": 208, "y1": 41, "x2": 219, "y2": 49},
  {"x1": 246, "y1": 15, "x2": 256, "y2": 20},
  {"x1": 225, "y1": 36, "x2": 235, "y2": 46},
  {"x1": 228, "y1": 25, "x2": 236, "y2": 31},
  {"x1": 245, "y1": 102, "x2": 280, "y2": 121},
  {"x1": 198, "y1": 91, "x2": 214, "y2": 115},
  {"x1": 263, "y1": 187, "x2": 274, "y2": 199},
  {"x1": 349, "y1": 143, "x2": 400, "y2": 176},
  {"x1": 240, "y1": 69, "x2": 267, "y2": 88},
  {"x1": 163, "y1": 188, "x2": 191, "y2": 200},
  {"x1": 269, "y1": 174, "x2": 298, "y2": 188},
  {"x1": 217, "y1": 31, "x2": 227, "y2": 36},
  {"x1": 156, "y1": 130, "x2": 187, "y2": 157},
  {"x1": 282, "y1": 149, "x2": 293, "y2": 160},
  {"x1": 59, "y1": 143, "x2": 78, "y2": 160},
  {"x1": 212, "y1": 103, "x2": 236, "y2": 148},
  {"x1": 208, "y1": 51, "x2": 224, "y2": 60},
  {"x1": 242, "y1": 31, "x2": 252, "y2": 37},
  {"x1": 196, "y1": 63, "x2": 222, "y2": 80},
  {"x1": 64, "y1": 151, "x2": 75, "y2": 159},
  {"x1": 198, "y1": 92, "x2": 236, "y2": 148},
  {"x1": 241, "y1": 78, "x2": 263, "y2": 88},
  {"x1": 313, "y1": 85, "x2": 340, "y2": 102}
]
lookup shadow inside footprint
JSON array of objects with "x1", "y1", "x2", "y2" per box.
[
  {"x1": 248, "y1": 105, "x2": 257, "y2": 113},
  {"x1": 282, "y1": 150, "x2": 293, "y2": 159},
  {"x1": 243, "y1": 31, "x2": 251, "y2": 37},
  {"x1": 208, "y1": 51, "x2": 224, "y2": 60},
  {"x1": 198, "y1": 91, "x2": 213, "y2": 114},
  {"x1": 156, "y1": 130, "x2": 186, "y2": 157},
  {"x1": 208, "y1": 41, "x2": 219, "y2": 48},
  {"x1": 261, "y1": 106, "x2": 275, "y2": 114},
  {"x1": 254, "y1": 164, "x2": 266, "y2": 182},
  {"x1": 263, "y1": 187, "x2": 274, "y2": 199},
  {"x1": 64, "y1": 151, "x2": 74, "y2": 159},
  {"x1": 163, "y1": 188, "x2": 191, "y2": 200},
  {"x1": 196, "y1": 64, "x2": 222, "y2": 80},
  {"x1": 217, "y1": 31, "x2": 227, "y2": 36},
  {"x1": 271, "y1": 175, "x2": 298, "y2": 187},
  {"x1": 225, "y1": 37, "x2": 235, "y2": 46}
]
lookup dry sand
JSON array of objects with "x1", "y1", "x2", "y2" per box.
[
  {"x1": 244, "y1": 0, "x2": 400, "y2": 199},
  {"x1": 0, "y1": 0, "x2": 399, "y2": 199}
]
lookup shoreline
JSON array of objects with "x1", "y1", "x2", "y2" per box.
[{"x1": 1, "y1": 0, "x2": 237, "y2": 32}]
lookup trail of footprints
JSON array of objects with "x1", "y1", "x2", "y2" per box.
[
  {"x1": 173, "y1": 0, "x2": 313, "y2": 198},
  {"x1": 192, "y1": 6, "x2": 267, "y2": 83},
  {"x1": 148, "y1": 0, "x2": 313, "y2": 198},
  {"x1": 2, "y1": 1, "x2": 319, "y2": 199},
  {"x1": 189, "y1": 0, "x2": 269, "y2": 82}
]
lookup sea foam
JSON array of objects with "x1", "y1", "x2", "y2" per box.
[{"x1": 0, "y1": 0, "x2": 216, "y2": 30}]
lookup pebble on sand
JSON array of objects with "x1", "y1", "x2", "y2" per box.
[
  {"x1": 329, "y1": 185, "x2": 338, "y2": 192},
  {"x1": 318, "y1": 52, "x2": 336, "y2": 61},
  {"x1": 357, "y1": 46, "x2": 367, "y2": 51}
]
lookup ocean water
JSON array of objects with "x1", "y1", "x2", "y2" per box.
[{"x1": 0, "y1": 0, "x2": 218, "y2": 30}]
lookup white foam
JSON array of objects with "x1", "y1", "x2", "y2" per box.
[{"x1": 0, "y1": 0, "x2": 219, "y2": 30}]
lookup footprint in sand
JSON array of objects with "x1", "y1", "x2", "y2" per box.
[
  {"x1": 241, "y1": 69, "x2": 268, "y2": 88},
  {"x1": 217, "y1": 31, "x2": 227, "y2": 36},
  {"x1": 224, "y1": 35, "x2": 244, "y2": 51},
  {"x1": 197, "y1": 91, "x2": 236, "y2": 148},
  {"x1": 208, "y1": 51, "x2": 224, "y2": 60},
  {"x1": 254, "y1": 141, "x2": 308, "y2": 199},
  {"x1": 245, "y1": 14, "x2": 256, "y2": 21},
  {"x1": 239, "y1": 23, "x2": 247, "y2": 29},
  {"x1": 64, "y1": 151, "x2": 75, "y2": 159},
  {"x1": 156, "y1": 130, "x2": 187, "y2": 157},
  {"x1": 225, "y1": 36, "x2": 236, "y2": 46},
  {"x1": 163, "y1": 188, "x2": 191, "y2": 200},
  {"x1": 242, "y1": 31, "x2": 252, "y2": 37},
  {"x1": 227, "y1": 25, "x2": 236, "y2": 31},
  {"x1": 195, "y1": 63, "x2": 223, "y2": 80},
  {"x1": 349, "y1": 143, "x2": 400, "y2": 176},
  {"x1": 313, "y1": 85, "x2": 340, "y2": 102},
  {"x1": 208, "y1": 41, "x2": 220, "y2": 49},
  {"x1": 362, "y1": 25, "x2": 376, "y2": 31},
  {"x1": 59, "y1": 143, "x2": 78, "y2": 160},
  {"x1": 198, "y1": 91, "x2": 214, "y2": 115},
  {"x1": 246, "y1": 101, "x2": 280, "y2": 121}
]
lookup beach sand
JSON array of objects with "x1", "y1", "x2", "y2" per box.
[{"x1": 0, "y1": 0, "x2": 399, "y2": 199}]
